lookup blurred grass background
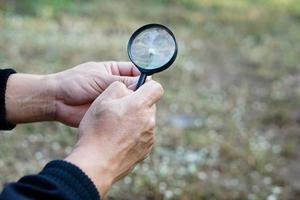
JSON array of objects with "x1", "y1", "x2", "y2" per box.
[{"x1": 0, "y1": 0, "x2": 300, "y2": 199}]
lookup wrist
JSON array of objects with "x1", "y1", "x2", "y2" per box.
[
  {"x1": 64, "y1": 144, "x2": 114, "y2": 197},
  {"x1": 5, "y1": 74, "x2": 57, "y2": 124}
]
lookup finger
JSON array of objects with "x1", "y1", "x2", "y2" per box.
[
  {"x1": 96, "y1": 81, "x2": 131, "y2": 102},
  {"x1": 110, "y1": 75, "x2": 139, "y2": 88},
  {"x1": 105, "y1": 61, "x2": 140, "y2": 76},
  {"x1": 130, "y1": 80, "x2": 164, "y2": 107},
  {"x1": 128, "y1": 83, "x2": 137, "y2": 90},
  {"x1": 125, "y1": 75, "x2": 152, "y2": 90},
  {"x1": 109, "y1": 73, "x2": 151, "y2": 90}
]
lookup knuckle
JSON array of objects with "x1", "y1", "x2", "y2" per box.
[
  {"x1": 107, "y1": 61, "x2": 118, "y2": 68},
  {"x1": 148, "y1": 117, "x2": 156, "y2": 129},
  {"x1": 152, "y1": 81, "x2": 164, "y2": 96}
]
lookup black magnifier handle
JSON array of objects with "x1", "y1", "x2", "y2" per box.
[{"x1": 135, "y1": 73, "x2": 147, "y2": 90}]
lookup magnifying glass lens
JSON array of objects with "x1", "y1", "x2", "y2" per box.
[
  {"x1": 128, "y1": 24, "x2": 177, "y2": 90},
  {"x1": 130, "y1": 27, "x2": 176, "y2": 70}
]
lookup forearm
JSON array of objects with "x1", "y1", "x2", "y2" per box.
[
  {"x1": 65, "y1": 144, "x2": 114, "y2": 197},
  {"x1": 5, "y1": 74, "x2": 57, "y2": 124}
]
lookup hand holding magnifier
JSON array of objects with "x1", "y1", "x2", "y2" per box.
[{"x1": 128, "y1": 24, "x2": 178, "y2": 90}]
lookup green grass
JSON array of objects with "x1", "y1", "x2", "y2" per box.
[{"x1": 1, "y1": 0, "x2": 300, "y2": 199}]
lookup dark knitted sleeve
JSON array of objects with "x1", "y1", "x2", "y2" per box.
[
  {"x1": 0, "y1": 68, "x2": 16, "y2": 130},
  {"x1": 0, "y1": 160, "x2": 100, "y2": 200}
]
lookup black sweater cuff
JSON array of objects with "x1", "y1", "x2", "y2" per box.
[
  {"x1": 0, "y1": 68, "x2": 16, "y2": 130},
  {"x1": 0, "y1": 160, "x2": 100, "y2": 200},
  {"x1": 40, "y1": 160, "x2": 100, "y2": 200}
]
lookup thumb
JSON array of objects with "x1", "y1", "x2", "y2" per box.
[
  {"x1": 129, "y1": 80, "x2": 164, "y2": 107},
  {"x1": 128, "y1": 76, "x2": 152, "y2": 90}
]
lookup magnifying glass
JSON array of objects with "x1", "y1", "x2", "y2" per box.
[{"x1": 127, "y1": 24, "x2": 178, "y2": 90}]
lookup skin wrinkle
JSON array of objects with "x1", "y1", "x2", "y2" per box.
[
  {"x1": 6, "y1": 74, "x2": 56, "y2": 123},
  {"x1": 65, "y1": 80, "x2": 162, "y2": 196},
  {"x1": 5, "y1": 61, "x2": 163, "y2": 198}
]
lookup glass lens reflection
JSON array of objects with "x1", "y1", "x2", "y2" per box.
[{"x1": 130, "y1": 27, "x2": 176, "y2": 69}]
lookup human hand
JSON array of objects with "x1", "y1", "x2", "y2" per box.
[
  {"x1": 51, "y1": 61, "x2": 140, "y2": 127},
  {"x1": 65, "y1": 80, "x2": 164, "y2": 197},
  {"x1": 5, "y1": 62, "x2": 140, "y2": 126}
]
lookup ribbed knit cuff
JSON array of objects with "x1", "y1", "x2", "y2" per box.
[
  {"x1": 0, "y1": 68, "x2": 16, "y2": 130},
  {"x1": 40, "y1": 160, "x2": 100, "y2": 200}
]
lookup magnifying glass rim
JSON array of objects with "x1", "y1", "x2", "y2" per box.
[{"x1": 127, "y1": 23, "x2": 178, "y2": 75}]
